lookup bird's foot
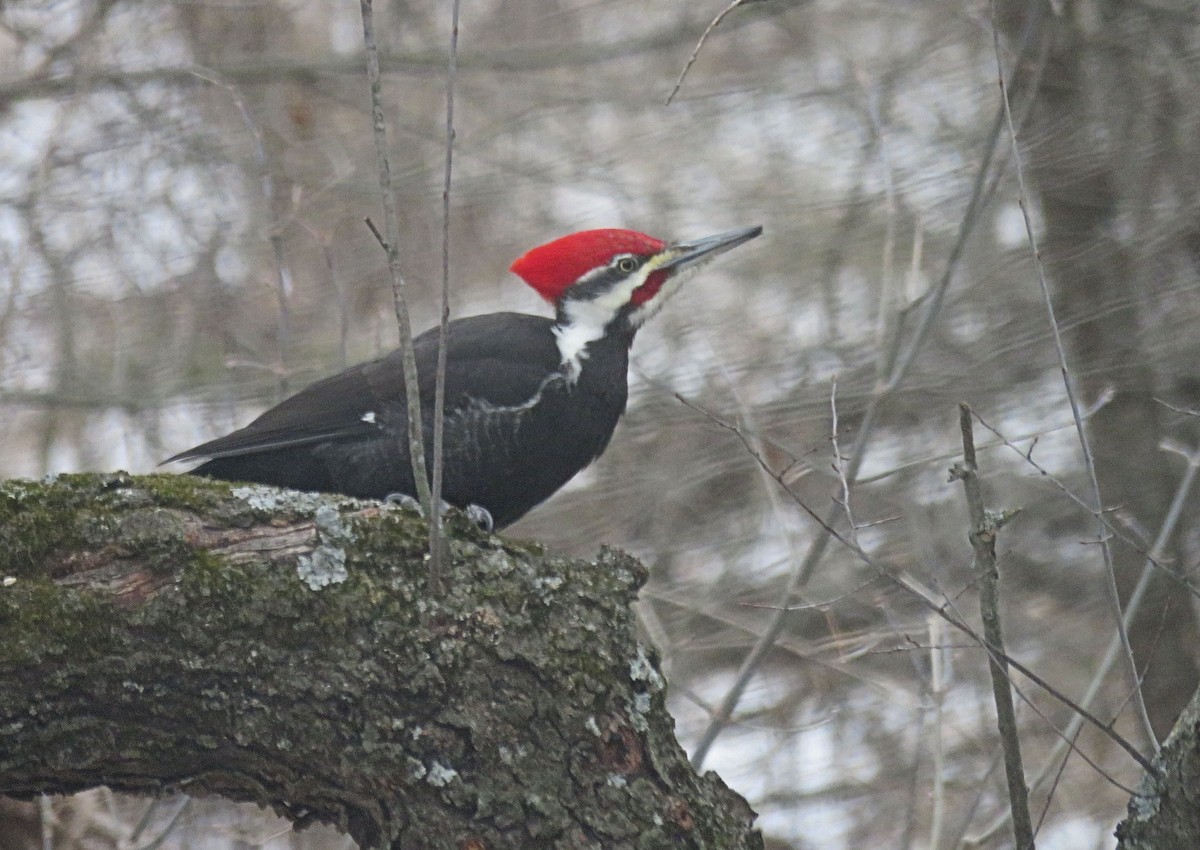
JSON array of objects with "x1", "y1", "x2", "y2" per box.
[
  {"x1": 384, "y1": 492, "x2": 423, "y2": 513},
  {"x1": 464, "y1": 503, "x2": 495, "y2": 533},
  {"x1": 382, "y1": 493, "x2": 494, "y2": 533}
]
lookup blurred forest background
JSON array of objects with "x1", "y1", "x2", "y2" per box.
[{"x1": 2, "y1": 0, "x2": 1200, "y2": 848}]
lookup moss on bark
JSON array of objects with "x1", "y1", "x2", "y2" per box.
[{"x1": 0, "y1": 473, "x2": 761, "y2": 850}]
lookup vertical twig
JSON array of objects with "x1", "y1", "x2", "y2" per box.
[
  {"x1": 988, "y1": 0, "x2": 1157, "y2": 751},
  {"x1": 969, "y1": 433, "x2": 1200, "y2": 844},
  {"x1": 428, "y1": 0, "x2": 461, "y2": 588},
  {"x1": 187, "y1": 69, "x2": 296, "y2": 396},
  {"x1": 321, "y1": 242, "x2": 349, "y2": 369},
  {"x1": 38, "y1": 795, "x2": 53, "y2": 850},
  {"x1": 829, "y1": 375, "x2": 856, "y2": 539},
  {"x1": 951, "y1": 403, "x2": 1034, "y2": 850},
  {"x1": 678, "y1": 393, "x2": 1156, "y2": 777},
  {"x1": 927, "y1": 614, "x2": 947, "y2": 850},
  {"x1": 359, "y1": 0, "x2": 433, "y2": 519},
  {"x1": 688, "y1": 5, "x2": 1045, "y2": 770},
  {"x1": 268, "y1": 218, "x2": 292, "y2": 398}
]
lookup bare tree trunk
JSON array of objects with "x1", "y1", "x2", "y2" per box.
[
  {"x1": 0, "y1": 473, "x2": 761, "y2": 850},
  {"x1": 996, "y1": 0, "x2": 1200, "y2": 742}
]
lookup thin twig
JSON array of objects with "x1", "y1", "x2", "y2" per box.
[
  {"x1": 125, "y1": 798, "x2": 161, "y2": 846},
  {"x1": 686, "y1": 11, "x2": 1046, "y2": 768},
  {"x1": 664, "y1": 0, "x2": 764, "y2": 106},
  {"x1": 134, "y1": 798, "x2": 191, "y2": 850},
  {"x1": 359, "y1": 0, "x2": 433, "y2": 520},
  {"x1": 1154, "y1": 397, "x2": 1200, "y2": 418},
  {"x1": 829, "y1": 375, "x2": 856, "y2": 539},
  {"x1": 320, "y1": 243, "x2": 349, "y2": 369},
  {"x1": 989, "y1": 0, "x2": 1157, "y2": 751},
  {"x1": 972, "y1": 411, "x2": 1200, "y2": 597},
  {"x1": 680, "y1": 395, "x2": 1157, "y2": 778},
  {"x1": 191, "y1": 69, "x2": 293, "y2": 398},
  {"x1": 39, "y1": 795, "x2": 53, "y2": 850},
  {"x1": 428, "y1": 0, "x2": 461, "y2": 588},
  {"x1": 927, "y1": 615, "x2": 947, "y2": 850},
  {"x1": 970, "y1": 434, "x2": 1200, "y2": 844},
  {"x1": 0, "y1": 9, "x2": 799, "y2": 109},
  {"x1": 951, "y1": 403, "x2": 1034, "y2": 850}
]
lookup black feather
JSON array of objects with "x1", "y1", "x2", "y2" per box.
[{"x1": 169, "y1": 312, "x2": 631, "y2": 528}]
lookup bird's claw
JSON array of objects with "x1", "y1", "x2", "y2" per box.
[
  {"x1": 464, "y1": 503, "x2": 495, "y2": 533},
  {"x1": 382, "y1": 493, "x2": 494, "y2": 533},
  {"x1": 384, "y1": 492, "x2": 422, "y2": 513}
]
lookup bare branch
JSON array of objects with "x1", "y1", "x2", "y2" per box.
[
  {"x1": 0, "y1": 473, "x2": 761, "y2": 849},
  {"x1": 973, "y1": 422, "x2": 1200, "y2": 843},
  {"x1": 0, "y1": 11, "x2": 795, "y2": 110},
  {"x1": 677, "y1": 394, "x2": 1157, "y2": 778},
  {"x1": 951, "y1": 403, "x2": 1034, "y2": 850},
  {"x1": 359, "y1": 0, "x2": 433, "y2": 518},
  {"x1": 972, "y1": 412, "x2": 1200, "y2": 598},
  {"x1": 429, "y1": 0, "x2": 462, "y2": 589},
  {"x1": 828, "y1": 376, "x2": 856, "y2": 540},
  {"x1": 665, "y1": 0, "x2": 769, "y2": 106},
  {"x1": 989, "y1": 0, "x2": 1157, "y2": 751}
]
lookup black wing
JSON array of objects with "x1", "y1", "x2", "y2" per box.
[{"x1": 165, "y1": 312, "x2": 561, "y2": 465}]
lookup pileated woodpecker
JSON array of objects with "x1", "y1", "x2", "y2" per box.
[{"x1": 168, "y1": 225, "x2": 762, "y2": 529}]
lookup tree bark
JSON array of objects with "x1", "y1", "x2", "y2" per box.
[
  {"x1": 1116, "y1": 683, "x2": 1200, "y2": 849},
  {"x1": 0, "y1": 472, "x2": 761, "y2": 850}
]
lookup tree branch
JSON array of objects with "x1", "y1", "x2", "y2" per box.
[
  {"x1": 360, "y1": 1, "x2": 433, "y2": 523},
  {"x1": 0, "y1": 473, "x2": 762, "y2": 850},
  {"x1": 0, "y1": 7, "x2": 796, "y2": 110},
  {"x1": 1116, "y1": 682, "x2": 1200, "y2": 849},
  {"x1": 951, "y1": 404, "x2": 1033, "y2": 849}
]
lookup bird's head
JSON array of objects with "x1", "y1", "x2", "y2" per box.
[{"x1": 510, "y1": 225, "x2": 763, "y2": 337}]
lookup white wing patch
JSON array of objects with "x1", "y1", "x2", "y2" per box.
[{"x1": 360, "y1": 411, "x2": 377, "y2": 425}]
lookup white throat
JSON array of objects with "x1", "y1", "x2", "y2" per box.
[
  {"x1": 552, "y1": 260, "x2": 656, "y2": 381},
  {"x1": 553, "y1": 298, "x2": 614, "y2": 382}
]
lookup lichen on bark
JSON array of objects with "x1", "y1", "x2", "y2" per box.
[{"x1": 0, "y1": 473, "x2": 762, "y2": 849}]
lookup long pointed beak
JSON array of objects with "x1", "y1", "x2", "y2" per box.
[{"x1": 660, "y1": 225, "x2": 763, "y2": 271}]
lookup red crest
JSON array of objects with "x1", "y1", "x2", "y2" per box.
[{"x1": 510, "y1": 229, "x2": 666, "y2": 304}]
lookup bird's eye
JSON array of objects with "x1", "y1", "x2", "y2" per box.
[{"x1": 616, "y1": 257, "x2": 639, "y2": 273}]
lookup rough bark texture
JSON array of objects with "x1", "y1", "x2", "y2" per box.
[
  {"x1": 1116, "y1": 684, "x2": 1200, "y2": 849},
  {"x1": 0, "y1": 472, "x2": 761, "y2": 850}
]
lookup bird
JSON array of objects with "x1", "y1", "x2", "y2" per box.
[{"x1": 167, "y1": 224, "x2": 763, "y2": 530}]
